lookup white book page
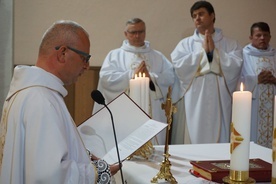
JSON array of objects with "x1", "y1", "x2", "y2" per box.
[
  {"x1": 102, "y1": 119, "x2": 167, "y2": 164},
  {"x1": 78, "y1": 93, "x2": 151, "y2": 158}
]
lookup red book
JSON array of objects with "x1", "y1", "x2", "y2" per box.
[{"x1": 190, "y1": 158, "x2": 271, "y2": 183}]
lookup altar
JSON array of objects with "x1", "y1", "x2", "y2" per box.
[{"x1": 114, "y1": 142, "x2": 271, "y2": 184}]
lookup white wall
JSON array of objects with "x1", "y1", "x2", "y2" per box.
[{"x1": 14, "y1": 0, "x2": 276, "y2": 66}]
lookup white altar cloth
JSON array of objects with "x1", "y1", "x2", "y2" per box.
[{"x1": 114, "y1": 142, "x2": 271, "y2": 184}]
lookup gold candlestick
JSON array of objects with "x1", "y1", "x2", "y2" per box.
[{"x1": 151, "y1": 86, "x2": 177, "y2": 183}]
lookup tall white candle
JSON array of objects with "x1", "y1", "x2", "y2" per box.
[
  {"x1": 230, "y1": 83, "x2": 252, "y2": 174},
  {"x1": 272, "y1": 96, "x2": 276, "y2": 180},
  {"x1": 144, "y1": 76, "x2": 149, "y2": 113},
  {"x1": 129, "y1": 74, "x2": 141, "y2": 106},
  {"x1": 129, "y1": 73, "x2": 150, "y2": 113},
  {"x1": 141, "y1": 73, "x2": 146, "y2": 110}
]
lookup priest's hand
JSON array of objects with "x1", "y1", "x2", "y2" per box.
[
  {"x1": 134, "y1": 61, "x2": 150, "y2": 78},
  {"x1": 258, "y1": 70, "x2": 276, "y2": 84},
  {"x1": 203, "y1": 29, "x2": 214, "y2": 53},
  {"x1": 134, "y1": 61, "x2": 155, "y2": 90},
  {"x1": 258, "y1": 70, "x2": 267, "y2": 84},
  {"x1": 90, "y1": 154, "x2": 99, "y2": 161},
  {"x1": 110, "y1": 163, "x2": 121, "y2": 176}
]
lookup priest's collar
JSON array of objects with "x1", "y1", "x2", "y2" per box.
[
  {"x1": 121, "y1": 40, "x2": 151, "y2": 53},
  {"x1": 244, "y1": 44, "x2": 275, "y2": 56}
]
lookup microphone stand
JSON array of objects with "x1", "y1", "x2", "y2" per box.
[{"x1": 104, "y1": 104, "x2": 125, "y2": 184}]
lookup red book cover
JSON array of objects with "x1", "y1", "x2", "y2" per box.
[{"x1": 190, "y1": 158, "x2": 271, "y2": 183}]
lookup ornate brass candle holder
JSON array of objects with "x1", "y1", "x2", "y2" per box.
[
  {"x1": 151, "y1": 86, "x2": 178, "y2": 184},
  {"x1": 222, "y1": 172, "x2": 255, "y2": 184}
]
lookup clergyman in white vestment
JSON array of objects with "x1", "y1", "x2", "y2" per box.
[
  {"x1": 93, "y1": 18, "x2": 175, "y2": 145},
  {"x1": 171, "y1": 1, "x2": 243, "y2": 144},
  {"x1": 0, "y1": 20, "x2": 120, "y2": 184},
  {"x1": 241, "y1": 22, "x2": 276, "y2": 148}
]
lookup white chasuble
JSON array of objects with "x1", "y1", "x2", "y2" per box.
[
  {"x1": 171, "y1": 28, "x2": 243, "y2": 144},
  {"x1": 242, "y1": 44, "x2": 276, "y2": 148},
  {"x1": 0, "y1": 66, "x2": 96, "y2": 183},
  {"x1": 93, "y1": 40, "x2": 175, "y2": 145}
]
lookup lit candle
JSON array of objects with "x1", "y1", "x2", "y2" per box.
[
  {"x1": 141, "y1": 73, "x2": 146, "y2": 110},
  {"x1": 129, "y1": 73, "x2": 149, "y2": 113},
  {"x1": 144, "y1": 75, "x2": 149, "y2": 113},
  {"x1": 129, "y1": 74, "x2": 141, "y2": 106},
  {"x1": 272, "y1": 96, "x2": 276, "y2": 182},
  {"x1": 229, "y1": 83, "x2": 252, "y2": 181}
]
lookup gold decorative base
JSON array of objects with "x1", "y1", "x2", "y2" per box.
[
  {"x1": 222, "y1": 176, "x2": 256, "y2": 184},
  {"x1": 128, "y1": 141, "x2": 154, "y2": 160},
  {"x1": 151, "y1": 153, "x2": 177, "y2": 184},
  {"x1": 272, "y1": 177, "x2": 276, "y2": 184},
  {"x1": 151, "y1": 86, "x2": 177, "y2": 183}
]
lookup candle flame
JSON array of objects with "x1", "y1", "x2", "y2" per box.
[
  {"x1": 139, "y1": 72, "x2": 142, "y2": 77},
  {"x1": 135, "y1": 74, "x2": 137, "y2": 79},
  {"x1": 240, "y1": 83, "x2": 244, "y2": 92}
]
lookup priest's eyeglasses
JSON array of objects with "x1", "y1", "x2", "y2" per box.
[
  {"x1": 126, "y1": 30, "x2": 145, "y2": 35},
  {"x1": 55, "y1": 46, "x2": 91, "y2": 63}
]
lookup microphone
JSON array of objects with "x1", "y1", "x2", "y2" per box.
[
  {"x1": 91, "y1": 90, "x2": 105, "y2": 105},
  {"x1": 91, "y1": 90, "x2": 125, "y2": 183}
]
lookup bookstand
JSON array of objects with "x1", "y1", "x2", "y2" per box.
[
  {"x1": 151, "y1": 86, "x2": 178, "y2": 184},
  {"x1": 78, "y1": 92, "x2": 167, "y2": 165}
]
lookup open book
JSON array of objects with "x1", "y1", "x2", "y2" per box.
[{"x1": 77, "y1": 92, "x2": 167, "y2": 164}]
